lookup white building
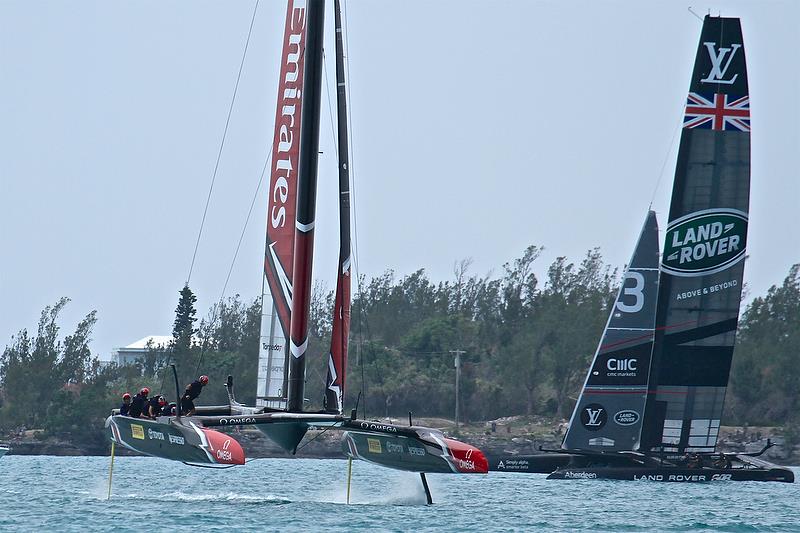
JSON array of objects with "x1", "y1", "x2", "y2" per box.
[{"x1": 112, "y1": 335, "x2": 172, "y2": 366}]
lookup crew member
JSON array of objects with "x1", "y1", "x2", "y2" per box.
[
  {"x1": 686, "y1": 453, "x2": 703, "y2": 469},
  {"x1": 129, "y1": 387, "x2": 150, "y2": 418},
  {"x1": 148, "y1": 395, "x2": 167, "y2": 418},
  {"x1": 119, "y1": 393, "x2": 132, "y2": 416},
  {"x1": 180, "y1": 375, "x2": 208, "y2": 416},
  {"x1": 713, "y1": 453, "x2": 732, "y2": 469}
]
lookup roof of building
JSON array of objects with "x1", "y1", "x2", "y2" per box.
[{"x1": 118, "y1": 335, "x2": 173, "y2": 351}]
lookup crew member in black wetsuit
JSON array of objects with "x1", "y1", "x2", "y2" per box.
[
  {"x1": 180, "y1": 375, "x2": 208, "y2": 416},
  {"x1": 129, "y1": 387, "x2": 150, "y2": 418},
  {"x1": 162, "y1": 402, "x2": 176, "y2": 416},
  {"x1": 119, "y1": 393, "x2": 132, "y2": 416},
  {"x1": 148, "y1": 395, "x2": 167, "y2": 418},
  {"x1": 713, "y1": 453, "x2": 732, "y2": 469}
]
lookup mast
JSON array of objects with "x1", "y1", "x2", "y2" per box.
[
  {"x1": 641, "y1": 16, "x2": 750, "y2": 453},
  {"x1": 324, "y1": 0, "x2": 352, "y2": 415},
  {"x1": 562, "y1": 211, "x2": 660, "y2": 451},
  {"x1": 257, "y1": 0, "x2": 309, "y2": 410},
  {"x1": 287, "y1": 0, "x2": 325, "y2": 412}
]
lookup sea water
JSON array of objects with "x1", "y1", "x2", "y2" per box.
[{"x1": 0, "y1": 456, "x2": 797, "y2": 532}]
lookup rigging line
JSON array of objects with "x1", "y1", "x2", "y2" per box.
[
  {"x1": 194, "y1": 148, "x2": 270, "y2": 377},
  {"x1": 220, "y1": 151, "x2": 272, "y2": 301},
  {"x1": 322, "y1": 51, "x2": 339, "y2": 152},
  {"x1": 648, "y1": 98, "x2": 686, "y2": 210},
  {"x1": 687, "y1": 7, "x2": 704, "y2": 22},
  {"x1": 342, "y1": 0, "x2": 367, "y2": 419},
  {"x1": 186, "y1": 0, "x2": 261, "y2": 284},
  {"x1": 295, "y1": 421, "x2": 343, "y2": 452}
]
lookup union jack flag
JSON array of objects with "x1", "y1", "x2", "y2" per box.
[{"x1": 683, "y1": 92, "x2": 750, "y2": 132}]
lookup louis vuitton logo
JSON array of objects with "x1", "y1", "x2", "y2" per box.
[
  {"x1": 585, "y1": 407, "x2": 605, "y2": 426},
  {"x1": 700, "y1": 42, "x2": 741, "y2": 85}
]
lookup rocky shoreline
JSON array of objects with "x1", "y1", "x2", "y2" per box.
[{"x1": 5, "y1": 415, "x2": 796, "y2": 465}]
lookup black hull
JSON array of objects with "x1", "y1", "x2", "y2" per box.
[
  {"x1": 488, "y1": 454, "x2": 580, "y2": 474},
  {"x1": 489, "y1": 450, "x2": 793, "y2": 483},
  {"x1": 548, "y1": 466, "x2": 794, "y2": 483}
]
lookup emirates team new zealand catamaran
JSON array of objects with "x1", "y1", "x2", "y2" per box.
[
  {"x1": 107, "y1": 0, "x2": 487, "y2": 501},
  {"x1": 490, "y1": 15, "x2": 793, "y2": 483}
]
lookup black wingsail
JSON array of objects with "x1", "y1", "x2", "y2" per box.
[
  {"x1": 563, "y1": 211, "x2": 659, "y2": 451},
  {"x1": 641, "y1": 16, "x2": 750, "y2": 453}
]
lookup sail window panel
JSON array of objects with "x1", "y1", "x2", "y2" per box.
[
  {"x1": 662, "y1": 419, "x2": 683, "y2": 445},
  {"x1": 688, "y1": 436, "x2": 713, "y2": 447},
  {"x1": 662, "y1": 433, "x2": 681, "y2": 445},
  {"x1": 690, "y1": 419, "x2": 711, "y2": 433}
]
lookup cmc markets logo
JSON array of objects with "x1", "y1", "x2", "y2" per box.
[
  {"x1": 580, "y1": 403, "x2": 607, "y2": 431},
  {"x1": 614, "y1": 410, "x2": 640, "y2": 426},
  {"x1": 662, "y1": 208, "x2": 747, "y2": 277}
]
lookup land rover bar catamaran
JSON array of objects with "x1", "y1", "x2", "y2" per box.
[{"x1": 489, "y1": 16, "x2": 793, "y2": 483}]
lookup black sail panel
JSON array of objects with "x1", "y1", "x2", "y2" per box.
[
  {"x1": 563, "y1": 211, "x2": 659, "y2": 451},
  {"x1": 641, "y1": 16, "x2": 749, "y2": 453}
]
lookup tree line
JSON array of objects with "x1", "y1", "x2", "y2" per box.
[{"x1": 1, "y1": 247, "x2": 798, "y2": 448}]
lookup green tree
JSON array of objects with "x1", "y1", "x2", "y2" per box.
[{"x1": 171, "y1": 284, "x2": 198, "y2": 384}]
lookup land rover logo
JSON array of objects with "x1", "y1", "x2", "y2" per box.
[
  {"x1": 614, "y1": 410, "x2": 640, "y2": 426},
  {"x1": 580, "y1": 403, "x2": 607, "y2": 431},
  {"x1": 662, "y1": 208, "x2": 747, "y2": 277}
]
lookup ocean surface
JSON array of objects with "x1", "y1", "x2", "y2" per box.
[{"x1": 0, "y1": 455, "x2": 798, "y2": 532}]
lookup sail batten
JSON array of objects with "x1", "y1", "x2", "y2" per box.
[{"x1": 641, "y1": 16, "x2": 750, "y2": 453}]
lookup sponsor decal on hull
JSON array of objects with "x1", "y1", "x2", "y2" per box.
[
  {"x1": 386, "y1": 442, "x2": 403, "y2": 454},
  {"x1": 359, "y1": 422, "x2": 398, "y2": 433},
  {"x1": 496, "y1": 459, "x2": 530, "y2": 471},
  {"x1": 662, "y1": 209, "x2": 747, "y2": 277},
  {"x1": 367, "y1": 438, "x2": 382, "y2": 454},
  {"x1": 564, "y1": 471, "x2": 597, "y2": 479},
  {"x1": 408, "y1": 445, "x2": 425, "y2": 457},
  {"x1": 131, "y1": 424, "x2": 144, "y2": 440},
  {"x1": 633, "y1": 473, "x2": 731, "y2": 482}
]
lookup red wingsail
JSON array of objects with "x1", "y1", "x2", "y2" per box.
[
  {"x1": 257, "y1": 0, "x2": 308, "y2": 409},
  {"x1": 324, "y1": 0, "x2": 352, "y2": 415}
]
